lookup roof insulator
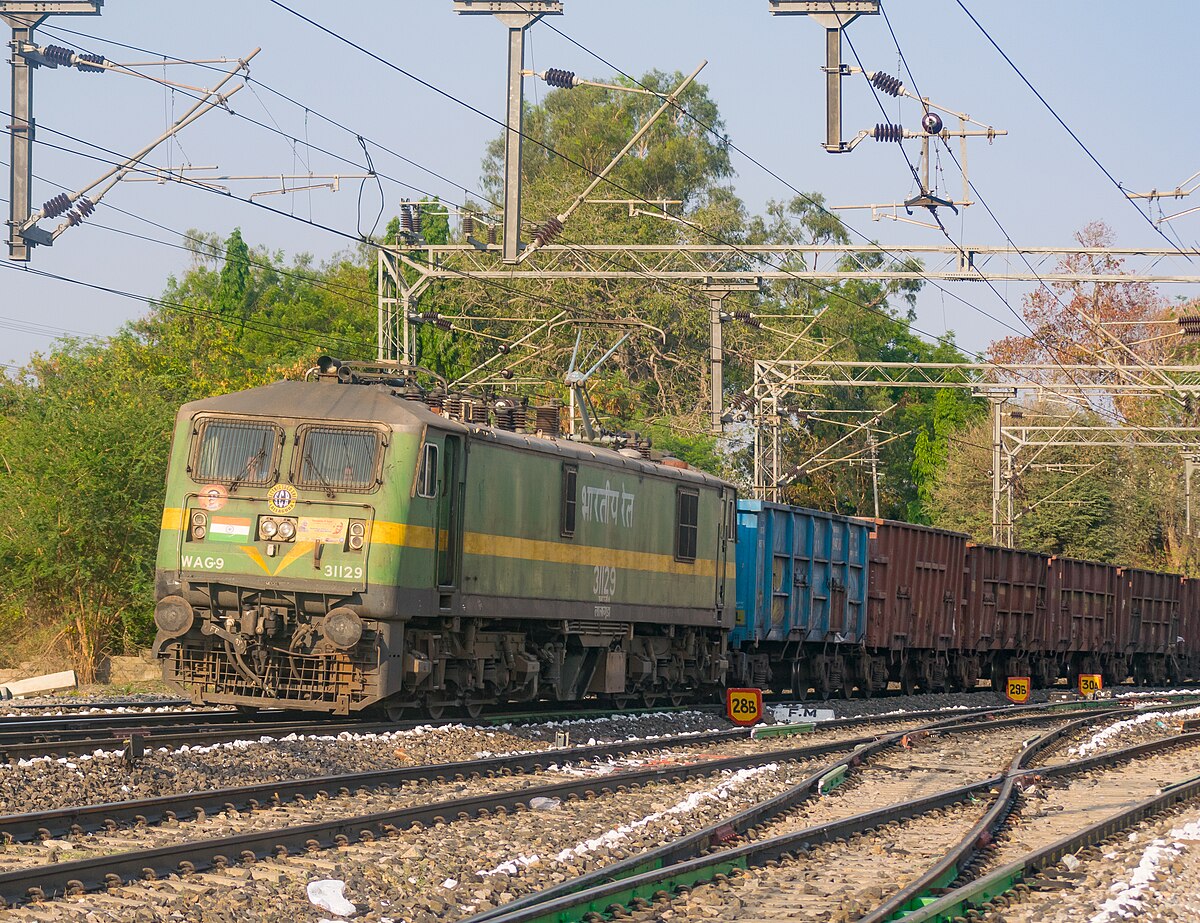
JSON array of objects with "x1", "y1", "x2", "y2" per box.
[{"x1": 543, "y1": 68, "x2": 577, "y2": 90}]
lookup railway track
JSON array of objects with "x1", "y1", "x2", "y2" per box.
[
  {"x1": 458, "y1": 705, "x2": 1200, "y2": 923},
  {"x1": 0, "y1": 700, "x2": 1182, "y2": 919},
  {"x1": 0, "y1": 703, "x2": 1090, "y2": 915},
  {"x1": 0, "y1": 693, "x2": 1117, "y2": 763}
]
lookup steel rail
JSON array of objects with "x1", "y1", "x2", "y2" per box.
[
  {"x1": 895, "y1": 734, "x2": 1200, "y2": 923},
  {"x1": 484, "y1": 728, "x2": 1200, "y2": 923},
  {"x1": 0, "y1": 695, "x2": 1106, "y2": 763},
  {"x1": 0, "y1": 702, "x2": 1092, "y2": 844},
  {"x1": 462, "y1": 707, "x2": 1118, "y2": 923},
  {"x1": 856, "y1": 711, "x2": 1132, "y2": 923},
  {"x1": 0, "y1": 703, "x2": 1108, "y2": 907},
  {"x1": 0, "y1": 735, "x2": 847, "y2": 906},
  {"x1": 0, "y1": 728, "x2": 745, "y2": 844},
  {"x1": 868, "y1": 701, "x2": 1200, "y2": 923},
  {"x1": 0, "y1": 719, "x2": 413, "y2": 762}
]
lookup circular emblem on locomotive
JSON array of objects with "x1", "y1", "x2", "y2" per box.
[
  {"x1": 198, "y1": 483, "x2": 228, "y2": 511},
  {"x1": 266, "y1": 482, "x2": 298, "y2": 515}
]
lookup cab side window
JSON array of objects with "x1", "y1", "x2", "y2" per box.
[{"x1": 417, "y1": 443, "x2": 439, "y2": 498}]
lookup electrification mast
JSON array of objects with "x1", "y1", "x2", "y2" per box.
[{"x1": 1, "y1": 0, "x2": 103, "y2": 261}]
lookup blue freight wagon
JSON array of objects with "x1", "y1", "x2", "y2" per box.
[{"x1": 731, "y1": 501, "x2": 870, "y2": 698}]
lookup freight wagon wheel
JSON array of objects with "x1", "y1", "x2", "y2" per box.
[
  {"x1": 790, "y1": 662, "x2": 809, "y2": 701},
  {"x1": 669, "y1": 692, "x2": 687, "y2": 708},
  {"x1": 611, "y1": 695, "x2": 634, "y2": 711}
]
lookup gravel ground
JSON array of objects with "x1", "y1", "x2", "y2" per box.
[
  {"x1": 0, "y1": 757, "x2": 819, "y2": 922},
  {"x1": 1035, "y1": 705, "x2": 1200, "y2": 766},
  {"x1": 998, "y1": 801, "x2": 1200, "y2": 923},
  {"x1": 0, "y1": 724, "x2": 547, "y2": 816},
  {"x1": 620, "y1": 800, "x2": 988, "y2": 923}
]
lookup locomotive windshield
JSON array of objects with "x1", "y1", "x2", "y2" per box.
[
  {"x1": 296, "y1": 426, "x2": 381, "y2": 492},
  {"x1": 192, "y1": 419, "x2": 279, "y2": 486}
]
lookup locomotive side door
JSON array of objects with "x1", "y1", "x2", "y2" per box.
[{"x1": 436, "y1": 434, "x2": 464, "y2": 599}]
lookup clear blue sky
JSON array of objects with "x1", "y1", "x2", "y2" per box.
[{"x1": 3, "y1": 0, "x2": 1198, "y2": 368}]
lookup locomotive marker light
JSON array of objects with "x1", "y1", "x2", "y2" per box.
[
  {"x1": 1005, "y1": 676, "x2": 1031, "y2": 704},
  {"x1": 726, "y1": 687, "x2": 764, "y2": 726},
  {"x1": 1078, "y1": 673, "x2": 1103, "y2": 697}
]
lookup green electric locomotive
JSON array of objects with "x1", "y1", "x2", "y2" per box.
[{"x1": 153, "y1": 361, "x2": 735, "y2": 716}]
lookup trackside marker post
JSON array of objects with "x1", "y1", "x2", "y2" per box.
[
  {"x1": 726, "y1": 687, "x2": 763, "y2": 725},
  {"x1": 1005, "y1": 676, "x2": 1031, "y2": 704},
  {"x1": 1078, "y1": 673, "x2": 1103, "y2": 696}
]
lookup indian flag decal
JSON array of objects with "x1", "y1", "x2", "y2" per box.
[{"x1": 209, "y1": 516, "x2": 252, "y2": 543}]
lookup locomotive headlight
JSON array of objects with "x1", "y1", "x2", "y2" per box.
[
  {"x1": 348, "y1": 534, "x2": 364, "y2": 551},
  {"x1": 259, "y1": 518, "x2": 279, "y2": 540},
  {"x1": 347, "y1": 519, "x2": 366, "y2": 552},
  {"x1": 276, "y1": 519, "x2": 297, "y2": 541},
  {"x1": 189, "y1": 511, "x2": 208, "y2": 541}
]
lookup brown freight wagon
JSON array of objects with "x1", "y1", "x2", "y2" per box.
[
  {"x1": 1119, "y1": 568, "x2": 1184, "y2": 685},
  {"x1": 863, "y1": 519, "x2": 969, "y2": 693},
  {"x1": 1047, "y1": 556, "x2": 1123, "y2": 684},
  {"x1": 963, "y1": 544, "x2": 1056, "y2": 688},
  {"x1": 1181, "y1": 579, "x2": 1200, "y2": 681}
]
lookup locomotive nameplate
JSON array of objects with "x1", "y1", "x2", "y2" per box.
[
  {"x1": 1005, "y1": 676, "x2": 1031, "y2": 704},
  {"x1": 726, "y1": 687, "x2": 763, "y2": 725},
  {"x1": 1078, "y1": 673, "x2": 1103, "y2": 696}
]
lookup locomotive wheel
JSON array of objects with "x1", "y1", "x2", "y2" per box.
[
  {"x1": 462, "y1": 700, "x2": 485, "y2": 719},
  {"x1": 384, "y1": 702, "x2": 408, "y2": 722},
  {"x1": 669, "y1": 692, "x2": 686, "y2": 707},
  {"x1": 426, "y1": 700, "x2": 452, "y2": 721},
  {"x1": 611, "y1": 695, "x2": 634, "y2": 710}
]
